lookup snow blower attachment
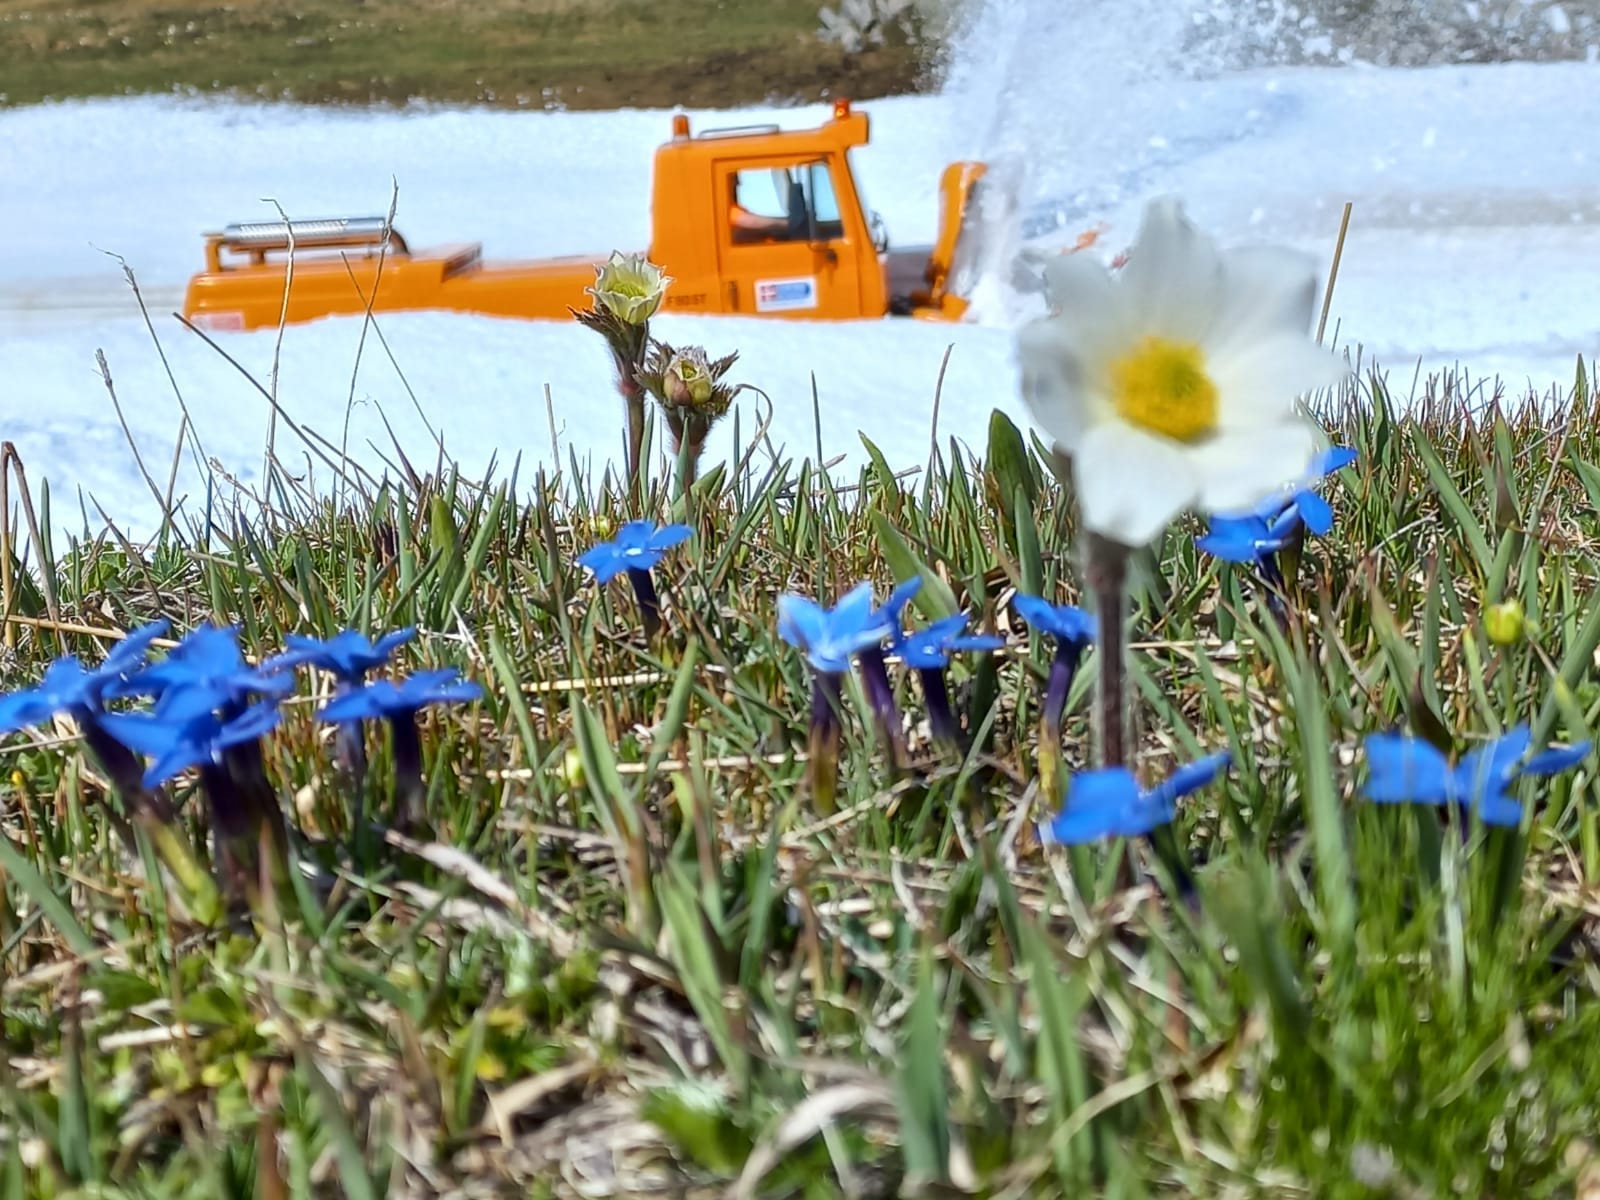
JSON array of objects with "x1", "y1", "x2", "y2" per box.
[{"x1": 182, "y1": 100, "x2": 1031, "y2": 331}]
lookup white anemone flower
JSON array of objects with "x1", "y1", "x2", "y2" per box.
[
  {"x1": 588, "y1": 250, "x2": 672, "y2": 326},
  {"x1": 1016, "y1": 197, "x2": 1351, "y2": 548}
]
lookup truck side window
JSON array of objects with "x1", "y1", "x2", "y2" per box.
[
  {"x1": 804, "y1": 163, "x2": 845, "y2": 242},
  {"x1": 729, "y1": 168, "x2": 803, "y2": 244}
]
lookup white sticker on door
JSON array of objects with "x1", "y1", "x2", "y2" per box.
[{"x1": 754, "y1": 277, "x2": 818, "y2": 313}]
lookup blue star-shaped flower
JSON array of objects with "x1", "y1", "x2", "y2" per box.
[
  {"x1": 577, "y1": 521, "x2": 693, "y2": 584},
  {"x1": 873, "y1": 578, "x2": 924, "y2": 643},
  {"x1": 1012, "y1": 595, "x2": 1097, "y2": 648},
  {"x1": 1040, "y1": 751, "x2": 1232, "y2": 845},
  {"x1": 896, "y1": 615, "x2": 1004, "y2": 670},
  {"x1": 111, "y1": 623, "x2": 292, "y2": 705},
  {"x1": 101, "y1": 700, "x2": 284, "y2": 788},
  {"x1": 265, "y1": 627, "x2": 416, "y2": 682},
  {"x1": 1361, "y1": 724, "x2": 1590, "y2": 827},
  {"x1": 0, "y1": 658, "x2": 101, "y2": 735},
  {"x1": 1196, "y1": 506, "x2": 1304, "y2": 565},
  {"x1": 100, "y1": 619, "x2": 172, "y2": 682},
  {"x1": 1213, "y1": 445, "x2": 1358, "y2": 536},
  {"x1": 317, "y1": 668, "x2": 484, "y2": 725},
  {"x1": 0, "y1": 619, "x2": 173, "y2": 735},
  {"x1": 777, "y1": 582, "x2": 891, "y2": 675}
]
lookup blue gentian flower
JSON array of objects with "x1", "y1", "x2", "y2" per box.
[
  {"x1": 579, "y1": 520, "x2": 692, "y2": 638},
  {"x1": 1013, "y1": 596, "x2": 1097, "y2": 648},
  {"x1": 266, "y1": 626, "x2": 418, "y2": 792},
  {"x1": 1253, "y1": 444, "x2": 1359, "y2": 528},
  {"x1": 777, "y1": 581, "x2": 902, "y2": 810},
  {"x1": 873, "y1": 578, "x2": 924, "y2": 642},
  {"x1": 0, "y1": 619, "x2": 181, "y2": 798},
  {"x1": 0, "y1": 619, "x2": 171, "y2": 734},
  {"x1": 1195, "y1": 507, "x2": 1303, "y2": 565},
  {"x1": 266, "y1": 627, "x2": 416, "y2": 682},
  {"x1": 0, "y1": 658, "x2": 103, "y2": 735},
  {"x1": 111, "y1": 623, "x2": 292, "y2": 706},
  {"x1": 318, "y1": 668, "x2": 483, "y2": 832},
  {"x1": 897, "y1": 615, "x2": 1005, "y2": 670},
  {"x1": 1522, "y1": 742, "x2": 1594, "y2": 776},
  {"x1": 777, "y1": 583, "x2": 889, "y2": 675},
  {"x1": 99, "y1": 619, "x2": 172, "y2": 683},
  {"x1": 102, "y1": 700, "x2": 284, "y2": 789},
  {"x1": 317, "y1": 669, "x2": 484, "y2": 724},
  {"x1": 1361, "y1": 724, "x2": 1590, "y2": 827},
  {"x1": 1013, "y1": 595, "x2": 1098, "y2": 796},
  {"x1": 1041, "y1": 751, "x2": 1232, "y2": 845},
  {"x1": 851, "y1": 577, "x2": 926, "y2": 766},
  {"x1": 1199, "y1": 446, "x2": 1357, "y2": 594},
  {"x1": 578, "y1": 520, "x2": 693, "y2": 584},
  {"x1": 896, "y1": 614, "x2": 1004, "y2": 748}
]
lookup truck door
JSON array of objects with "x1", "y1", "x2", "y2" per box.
[{"x1": 715, "y1": 159, "x2": 862, "y2": 320}]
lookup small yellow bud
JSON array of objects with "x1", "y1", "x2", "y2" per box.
[
  {"x1": 561, "y1": 747, "x2": 586, "y2": 788},
  {"x1": 1484, "y1": 599, "x2": 1525, "y2": 646}
]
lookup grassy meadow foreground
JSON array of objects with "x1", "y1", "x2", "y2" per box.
[
  {"x1": 0, "y1": 0, "x2": 932, "y2": 110},
  {"x1": 1, "y1": 364, "x2": 1600, "y2": 1196}
]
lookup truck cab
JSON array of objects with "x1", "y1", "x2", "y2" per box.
[{"x1": 648, "y1": 99, "x2": 982, "y2": 322}]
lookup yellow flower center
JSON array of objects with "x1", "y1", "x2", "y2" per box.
[{"x1": 1110, "y1": 336, "x2": 1219, "y2": 443}]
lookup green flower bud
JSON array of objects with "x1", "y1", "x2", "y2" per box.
[
  {"x1": 560, "y1": 746, "x2": 586, "y2": 788},
  {"x1": 1484, "y1": 599, "x2": 1525, "y2": 647},
  {"x1": 664, "y1": 347, "x2": 714, "y2": 408}
]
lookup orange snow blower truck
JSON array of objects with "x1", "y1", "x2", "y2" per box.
[{"x1": 181, "y1": 99, "x2": 1001, "y2": 332}]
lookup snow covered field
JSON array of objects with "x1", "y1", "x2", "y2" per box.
[{"x1": 1, "y1": 34, "x2": 1597, "y2": 541}]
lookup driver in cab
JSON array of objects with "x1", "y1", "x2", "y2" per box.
[{"x1": 730, "y1": 175, "x2": 796, "y2": 243}]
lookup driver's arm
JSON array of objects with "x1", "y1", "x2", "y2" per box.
[{"x1": 731, "y1": 205, "x2": 788, "y2": 234}]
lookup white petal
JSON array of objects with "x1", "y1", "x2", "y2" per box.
[
  {"x1": 1189, "y1": 424, "x2": 1320, "y2": 513},
  {"x1": 1042, "y1": 253, "x2": 1121, "y2": 321},
  {"x1": 1043, "y1": 254, "x2": 1134, "y2": 367},
  {"x1": 1205, "y1": 245, "x2": 1321, "y2": 356},
  {"x1": 1210, "y1": 332, "x2": 1353, "y2": 426},
  {"x1": 1015, "y1": 316, "x2": 1116, "y2": 452},
  {"x1": 1074, "y1": 422, "x2": 1201, "y2": 546},
  {"x1": 1118, "y1": 197, "x2": 1225, "y2": 343}
]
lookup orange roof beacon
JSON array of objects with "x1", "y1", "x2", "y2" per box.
[{"x1": 181, "y1": 99, "x2": 999, "y2": 332}]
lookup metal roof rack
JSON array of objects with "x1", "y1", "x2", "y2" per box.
[
  {"x1": 216, "y1": 216, "x2": 403, "y2": 252},
  {"x1": 696, "y1": 123, "x2": 782, "y2": 140}
]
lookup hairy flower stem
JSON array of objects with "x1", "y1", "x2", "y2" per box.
[
  {"x1": 808, "y1": 674, "x2": 844, "y2": 816},
  {"x1": 1085, "y1": 533, "x2": 1133, "y2": 769},
  {"x1": 622, "y1": 372, "x2": 646, "y2": 496},
  {"x1": 857, "y1": 647, "x2": 905, "y2": 767},
  {"x1": 665, "y1": 412, "x2": 708, "y2": 492},
  {"x1": 609, "y1": 320, "x2": 651, "y2": 497},
  {"x1": 79, "y1": 715, "x2": 222, "y2": 923},
  {"x1": 389, "y1": 713, "x2": 426, "y2": 833},
  {"x1": 918, "y1": 668, "x2": 963, "y2": 749},
  {"x1": 628, "y1": 567, "x2": 663, "y2": 641}
]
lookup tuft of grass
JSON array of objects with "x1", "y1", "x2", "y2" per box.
[
  {"x1": 0, "y1": 0, "x2": 936, "y2": 110},
  {"x1": 0, "y1": 349, "x2": 1598, "y2": 1197}
]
